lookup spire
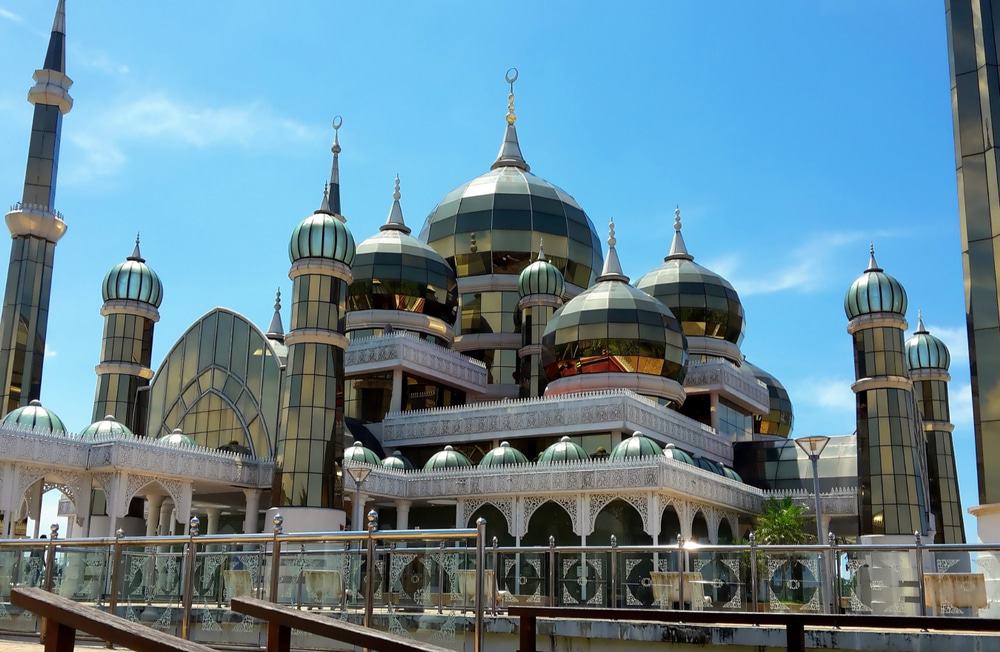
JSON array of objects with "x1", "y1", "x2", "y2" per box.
[
  {"x1": 127, "y1": 233, "x2": 144, "y2": 262},
  {"x1": 44, "y1": 0, "x2": 66, "y2": 73},
  {"x1": 491, "y1": 68, "x2": 530, "y2": 172},
  {"x1": 536, "y1": 237, "x2": 547, "y2": 261},
  {"x1": 866, "y1": 242, "x2": 883, "y2": 272},
  {"x1": 380, "y1": 174, "x2": 411, "y2": 234},
  {"x1": 266, "y1": 288, "x2": 284, "y2": 342},
  {"x1": 915, "y1": 308, "x2": 928, "y2": 334},
  {"x1": 597, "y1": 219, "x2": 629, "y2": 283},
  {"x1": 318, "y1": 116, "x2": 343, "y2": 215},
  {"x1": 666, "y1": 206, "x2": 693, "y2": 262}
]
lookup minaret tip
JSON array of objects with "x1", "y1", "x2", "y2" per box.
[
  {"x1": 127, "y1": 233, "x2": 144, "y2": 263},
  {"x1": 267, "y1": 288, "x2": 284, "y2": 342},
  {"x1": 916, "y1": 308, "x2": 927, "y2": 333},
  {"x1": 52, "y1": 0, "x2": 66, "y2": 34},
  {"x1": 666, "y1": 205, "x2": 693, "y2": 261},
  {"x1": 381, "y1": 173, "x2": 410, "y2": 234},
  {"x1": 491, "y1": 68, "x2": 530, "y2": 172},
  {"x1": 536, "y1": 237, "x2": 546, "y2": 262},
  {"x1": 866, "y1": 242, "x2": 882, "y2": 272},
  {"x1": 319, "y1": 117, "x2": 343, "y2": 215},
  {"x1": 597, "y1": 218, "x2": 629, "y2": 282}
]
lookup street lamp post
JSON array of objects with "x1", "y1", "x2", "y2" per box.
[
  {"x1": 795, "y1": 435, "x2": 830, "y2": 612},
  {"x1": 346, "y1": 464, "x2": 373, "y2": 531}
]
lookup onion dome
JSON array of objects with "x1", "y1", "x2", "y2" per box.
[
  {"x1": 542, "y1": 220, "x2": 688, "y2": 386},
  {"x1": 158, "y1": 428, "x2": 195, "y2": 447},
  {"x1": 743, "y1": 359, "x2": 794, "y2": 437},
  {"x1": 80, "y1": 415, "x2": 132, "y2": 438},
  {"x1": 289, "y1": 210, "x2": 356, "y2": 265},
  {"x1": 906, "y1": 310, "x2": 951, "y2": 371},
  {"x1": 344, "y1": 441, "x2": 381, "y2": 465},
  {"x1": 844, "y1": 244, "x2": 907, "y2": 319},
  {"x1": 610, "y1": 431, "x2": 662, "y2": 461},
  {"x1": 419, "y1": 70, "x2": 602, "y2": 289},
  {"x1": 662, "y1": 443, "x2": 695, "y2": 465},
  {"x1": 423, "y1": 445, "x2": 473, "y2": 470},
  {"x1": 635, "y1": 208, "x2": 744, "y2": 351},
  {"x1": 1, "y1": 399, "x2": 66, "y2": 434},
  {"x1": 102, "y1": 235, "x2": 163, "y2": 308},
  {"x1": 382, "y1": 450, "x2": 414, "y2": 470},
  {"x1": 349, "y1": 176, "x2": 458, "y2": 325},
  {"x1": 538, "y1": 436, "x2": 590, "y2": 463},
  {"x1": 479, "y1": 441, "x2": 529, "y2": 467},
  {"x1": 721, "y1": 465, "x2": 743, "y2": 482},
  {"x1": 694, "y1": 456, "x2": 725, "y2": 476},
  {"x1": 518, "y1": 240, "x2": 565, "y2": 298}
]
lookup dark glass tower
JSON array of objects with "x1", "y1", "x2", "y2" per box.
[
  {"x1": 276, "y1": 127, "x2": 355, "y2": 512},
  {"x1": 0, "y1": 0, "x2": 72, "y2": 414},
  {"x1": 945, "y1": 0, "x2": 1000, "y2": 513},
  {"x1": 907, "y1": 313, "x2": 966, "y2": 543},
  {"x1": 92, "y1": 238, "x2": 162, "y2": 433},
  {"x1": 845, "y1": 248, "x2": 930, "y2": 537}
]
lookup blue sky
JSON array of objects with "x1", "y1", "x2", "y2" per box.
[{"x1": 0, "y1": 2, "x2": 977, "y2": 537}]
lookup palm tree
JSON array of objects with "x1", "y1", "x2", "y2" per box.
[{"x1": 752, "y1": 498, "x2": 814, "y2": 545}]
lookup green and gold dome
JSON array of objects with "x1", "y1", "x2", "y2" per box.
[
  {"x1": 1, "y1": 399, "x2": 66, "y2": 434},
  {"x1": 289, "y1": 189, "x2": 356, "y2": 266},
  {"x1": 906, "y1": 311, "x2": 951, "y2": 371},
  {"x1": 158, "y1": 428, "x2": 195, "y2": 447},
  {"x1": 743, "y1": 359, "x2": 794, "y2": 437},
  {"x1": 479, "y1": 441, "x2": 529, "y2": 467},
  {"x1": 609, "y1": 431, "x2": 662, "y2": 460},
  {"x1": 344, "y1": 441, "x2": 381, "y2": 465},
  {"x1": 663, "y1": 443, "x2": 695, "y2": 465},
  {"x1": 844, "y1": 245, "x2": 906, "y2": 319},
  {"x1": 538, "y1": 436, "x2": 590, "y2": 463},
  {"x1": 80, "y1": 415, "x2": 133, "y2": 439},
  {"x1": 102, "y1": 237, "x2": 163, "y2": 308},
  {"x1": 350, "y1": 176, "x2": 458, "y2": 326},
  {"x1": 424, "y1": 445, "x2": 473, "y2": 471},
  {"x1": 518, "y1": 240, "x2": 565, "y2": 298},
  {"x1": 635, "y1": 208, "x2": 744, "y2": 360},
  {"x1": 382, "y1": 450, "x2": 414, "y2": 470}
]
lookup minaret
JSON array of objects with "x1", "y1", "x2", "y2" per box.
[
  {"x1": 517, "y1": 240, "x2": 564, "y2": 397},
  {"x1": 275, "y1": 119, "x2": 355, "y2": 530},
  {"x1": 92, "y1": 236, "x2": 162, "y2": 434},
  {"x1": 906, "y1": 311, "x2": 966, "y2": 543},
  {"x1": 0, "y1": 0, "x2": 73, "y2": 414},
  {"x1": 266, "y1": 288, "x2": 284, "y2": 344},
  {"x1": 845, "y1": 246, "x2": 930, "y2": 538}
]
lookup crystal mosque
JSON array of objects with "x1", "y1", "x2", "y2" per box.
[{"x1": 0, "y1": 2, "x2": 967, "y2": 548}]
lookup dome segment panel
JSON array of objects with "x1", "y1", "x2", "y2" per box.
[
  {"x1": 662, "y1": 443, "x2": 694, "y2": 465},
  {"x1": 382, "y1": 450, "x2": 414, "y2": 470},
  {"x1": 344, "y1": 441, "x2": 381, "y2": 465},
  {"x1": 1, "y1": 399, "x2": 66, "y2": 434},
  {"x1": 538, "y1": 436, "x2": 590, "y2": 463},
  {"x1": 609, "y1": 431, "x2": 662, "y2": 460},
  {"x1": 743, "y1": 360, "x2": 794, "y2": 437},
  {"x1": 479, "y1": 441, "x2": 529, "y2": 467},
  {"x1": 423, "y1": 445, "x2": 473, "y2": 470},
  {"x1": 721, "y1": 465, "x2": 743, "y2": 482},
  {"x1": 905, "y1": 312, "x2": 951, "y2": 371},
  {"x1": 289, "y1": 212, "x2": 356, "y2": 266},
  {"x1": 80, "y1": 414, "x2": 133, "y2": 439},
  {"x1": 694, "y1": 456, "x2": 725, "y2": 476},
  {"x1": 158, "y1": 428, "x2": 195, "y2": 447},
  {"x1": 102, "y1": 237, "x2": 163, "y2": 308},
  {"x1": 844, "y1": 245, "x2": 907, "y2": 319}
]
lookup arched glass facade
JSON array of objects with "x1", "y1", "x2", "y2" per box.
[{"x1": 146, "y1": 308, "x2": 283, "y2": 458}]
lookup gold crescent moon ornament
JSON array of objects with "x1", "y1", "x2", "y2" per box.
[{"x1": 332, "y1": 115, "x2": 343, "y2": 130}]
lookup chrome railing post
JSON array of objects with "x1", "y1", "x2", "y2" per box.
[
  {"x1": 474, "y1": 517, "x2": 486, "y2": 652},
  {"x1": 437, "y1": 541, "x2": 446, "y2": 614},
  {"x1": 268, "y1": 514, "x2": 283, "y2": 604},
  {"x1": 829, "y1": 532, "x2": 840, "y2": 614},
  {"x1": 107, "y1": 528, "x2": 125, "y2": 620},
  {"x1": 43, "y1": 523, "x2": 58, "y2": 593},
  {"x1": 490, "y1": 536, "x2": 498, "y2": 616},
  {"x1": 749, "y1": 532, "x2": 758, "y2": 613},
  {"x1": 677, "y1": 535, "x2": 685, "y2": 611},
  {"x1": 609, "y1": 534, "x2": 618, "y2": 608},
  {"x1": 547, "y1": 536, "x2": 556, "y2": 607},
  {"x1": 181, "y1": 516, "x2": 199, "y2": 640},
  {"x1": 364, "y1": 509, "x2": 378, "y2": 628},
  {"x1": 915, "y1": 531, "x2": 927, "y2": 617}
]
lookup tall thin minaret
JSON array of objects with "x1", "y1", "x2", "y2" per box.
[
  {"x1": 516, "y1": 240, "x2": 564, "y2": 397},
  {"x1": 0, "y1": 0, "x2": 73, "y2": 414}
]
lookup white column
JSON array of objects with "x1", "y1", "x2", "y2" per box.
[
  {"x1": 709, "y1": 393, "x2": 720, "y2": 431},
  {"x1": 145, "y1": 495, "x2": 164, "y2": 537},
  {"x1": 390, "y1": 368, "x2": 404, "y2": 413},
  {"x1": 243, "y1": 489, "x2": 261, "y2": 534},
  {"x1": 205, "y1": 508, "x2": 221, "y2": 535},
  {"x1": 158, "y1": 501, "x2": 173, "y2": 536},
  {"x1": 455, "y1": 500, "x2": 466, "y2": 529},
  {"x1": 105, "y1": 474, "x2": 123, "y2": 538},
  {"x1": 395, "y1": 500, "x2": 411, "y2": 530},
  {"x1": 30, "y1": 481, "x2": 43, "y2": 539},
  {"x1": 820, "y1": 514, "x2": 834, "y2": 541}
]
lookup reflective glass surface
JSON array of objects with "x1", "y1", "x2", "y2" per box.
[
  {"x1": 635, "y1": 258, "x2": 744, "y2": 344},
  {"x1": 733, "y1": 436, "x2": 857, "y2": 492},
  {"x1": 419, "y1": 166, "x2": 603, "y2": 289},
  {"x1": 853, "y1": 327, "x2": 908, "y2": 378},
  {"x1": 744, "y1": 361, "x2": 793, "y2": 437},
  {"x1": 541, "y1": 281, "x2": 688, "y2": 383},
  {"x1": 349, "y1": 230, "x2": 458, "y2": 324}
]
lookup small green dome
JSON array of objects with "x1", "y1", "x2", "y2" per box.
[
  {"x1": 610, "y1": 431, "x2": 662, "y2": 461},
  {"x1": 102, "y1": 240, "x2": 162, "y2": 308},
  {"x1": 662, "y1": 443, "x2": 695, "y2": 465},
  {"x1": 1, "y1": 399, "x2": 66, "y2": 434},
  {"x1": 743, "y1": 360, "x2": 794, "y2": 438},
  {"x1": 694, "y1": 456, "x2": 725, "y2": 476},
  {"x1": 538, "y1": 436, "x2": 590, "y2": 463},
  {"x1": 289, "y1": 212, "x2": 356, "y2": 265},
  {"x1": 844, "y1": 247, "x2": 906, "y2": 319},
  {"x1": 344, "y1": 441, "x2": 381, "y2": 465},
  {"x1": 424, "y1": 445, "x2": 473, "y2": 470},
  {"x1": 906, "y1": 313, "x2": 950, "y2": 371},
  {"x1": 158, "y1": 428, "x2": 195, "y2": 447},
  {"x1": 81, "y1": 415, "x2": 133, "y2": 439},
  {"x1": 721, "y1": 465, "x2": 743, "y2": 483},
  {"x1": 479, "y1": 441, "x2": 529, "y2": 468},
  {"x1": 518, "y1": 243, "x2": 565, "y2": 298},
  {"x1": 382, "y1": 450, "x2": 414, "y2": 470}
]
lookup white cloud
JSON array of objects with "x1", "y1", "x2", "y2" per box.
[
  {"x1": 952, "y1": 382, "x2": 974, "y2": 428},
  {"x1": 0, "y1": 7, "x2": 23, "y2": 23},
  {"x1": 64, "y1": 93, "x2": 318, "y2": 182},
  {"x1": 925, "y1": 323, "x2": 969, "y2": 365},
  {"x1": 44, "y1": 346, "x2": 56, "y2": 358},
  {"x1": 72, "y1": 45, "x2": 130, "y2": 76},
  {"x1": 792, "y1": 376, "x2": 857, "y2": 413}
]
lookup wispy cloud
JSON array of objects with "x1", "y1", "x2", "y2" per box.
[
  {"x1": 704, "y1": 230, "x2": 899, "y2": 297},
  {"x1": 44, "y1": 346, "x2": 56, "y2": 358},
  {"x1": 71, "y1": 45, "x2": 130, "y2": 76},
  {"x1": 952, "y1": 382, "x2": 973, "y2": 428},
  {"x1": 792, "y1": 376, "x2": 856, "y2": 413},
  {"x1": 924, "y1": 323, "x2": 969, "y2": 365},
  {"x1": 0, "y1": 7, "x2": 23, "y2": 23},
  {"x1": 65, "y1": 93, "x2": 319, "y2": 183}
]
